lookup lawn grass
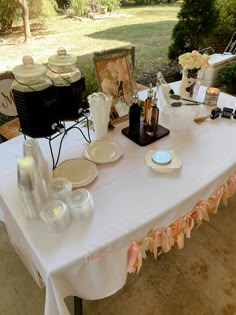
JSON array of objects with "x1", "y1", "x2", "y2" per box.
[
  {"x1": 71, "y1": 6, "x2": 179, "y2": 76},
  {"x1": 0, "y1": 5, "x2": 179, "y2": 127},
  {"x1": 1, "y1": 5, "x2": 179, "y2": 72}
]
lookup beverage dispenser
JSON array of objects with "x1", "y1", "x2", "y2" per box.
[
  {"x1": 12, "y1": 56, "x2": 60, "y2": 138},
  {"x1": 47, "y1": 47, "x2": 85, "y2": 121}
]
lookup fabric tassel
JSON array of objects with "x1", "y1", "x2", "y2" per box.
[
  {"x1": 153, "y1": 231, "x2": 163, "y2": 259},
  {"x1": 127, "y1": 174, "x2": 235, "y2": 274},
  {"x1": 161, "y1": 229, "x2": 172, "y2": 253},
  {"x1": 183, "y1": 214, "x2": 195, "y2": 238},
  {"x1": 225, "y1": 173, "x2": 236, "y2": 195},
  {"x1": 208, "y1": 186, "x2": 225, "y2": 214},
  {"x1": 176, "y1": 231, "x2": 185, "y2": 249},
  {"x1": 140, "y1": 236, "x2": 153, "y2": 260},
  {"x1": 127, "y1": 241, "x2": 142, "y2": 273},
  {"x1": 166, "y1": 226, "x2": 175, "y2": 247},
  {"x1": 171, "y1": 218, "x2": 183, "y2": 238},
  {"x1": 195, "y1": 200, "x2": 210, "y2": 224},
  {"x1": 223, "y1": 173, "x2": 236, "y2": 205}
]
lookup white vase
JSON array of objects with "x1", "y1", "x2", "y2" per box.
[{"x1": 179, "y1": 67, "x2": 200, "y2": 100}]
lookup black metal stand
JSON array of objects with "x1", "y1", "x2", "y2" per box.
[
  {"x1": 23, "y1": 111, "x2": 91, "y2": 170},
  {"x1": 74, "y1": 296, "x2": 83, "y2": 315},
  {"x1": 47, "y1": 114, "x2": 91, "y2": 170}
]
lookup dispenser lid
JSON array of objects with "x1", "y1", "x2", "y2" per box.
[
  {"x1": 12, "y1": 56, "x2": 47, "y2": 79},
  {"x1": 48, "y1": 47, "x2": 77, "y2": 67}
]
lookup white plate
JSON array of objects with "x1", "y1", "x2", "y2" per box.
[
  {"x1": 84, "y1": 140, "x2": 123, "y2": 164},
  {"x1": 145, "y1": 150, "x2": 182, "y2": 173},
  {"x1": 53, "y1": 158, "x2": 98, "y2": 188}
]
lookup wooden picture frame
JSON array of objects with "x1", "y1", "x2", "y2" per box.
[{"x1": 93, "y1": 47, "x2": 136, "y2": 124}]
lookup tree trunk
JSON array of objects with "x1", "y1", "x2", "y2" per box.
[{"x1": 18, "y1": 0, "x2": 32, "y2": 43}]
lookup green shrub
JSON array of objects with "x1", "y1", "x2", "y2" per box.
[
  {"x1": 0, "y1": 0, "x2": 18, "y2": 32},
  {"x1": 218, "y1": 62, "x2": 236, "y2": 85},
  {"x1": 28, "y1": 0, "x2": 57, "y2": 18},
  {"x1": 56, "y1": 0, "x2": 70, "y2": 8},
  {"x1": 206, "y1": 0, "x2": 236, "y2": 52},
  {"x1": 41, "y1": 0, "x2": 58, "y2": 16},
  {"x1": 70, "y1": 0, "x2": 86, "y2": 16},
  {"x1": 77, "y1": 60, "x2": 99, "y2": 104},
  {"x1": 0, "y1": 0, "x2": 57, "y2": 31},
  {"x1": 100, "y1": 0, "x2": 120, "y2": 12},
  {"x1": 121, "y1": 0, "x2": 178, "y2": 6},
  {"x1": 168, "y1": 0, "x2": 219, "y2": 61},
  {"x1": 70, "y1": 0, "x2": 119, "y2": 16}
]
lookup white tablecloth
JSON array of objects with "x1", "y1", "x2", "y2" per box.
[{"x1": 0, "y1": 82, "x2": 236, "y2": 315}]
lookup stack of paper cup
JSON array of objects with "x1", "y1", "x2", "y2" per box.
[
  {"x1": 23, "y1": 139, "x2": 51, "y2": 184},
  {"x1": 87, "y1": 92, "x2": 112, "y2": 140},
  {"x1": 17, "y1": 156, "x2": 48, "y2": 219}
]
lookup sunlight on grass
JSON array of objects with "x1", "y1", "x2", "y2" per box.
[
  {"x1": 1, "y1": 6, "x2": 179, "y2": 67},
  {"x1": 0, "y1": 6, "x2": 180, "y2": 127}
]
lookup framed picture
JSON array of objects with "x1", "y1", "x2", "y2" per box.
[
  {"x1": 0, "y1": 71, "x2": 17, "y2": 116},
  {"x1": 93, "y1": 46, "x2": 136, "y2": 123}
]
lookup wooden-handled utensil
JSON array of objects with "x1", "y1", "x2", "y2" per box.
[{"x1": 194, "y1": 115, "x2": 211, "y2": 124}]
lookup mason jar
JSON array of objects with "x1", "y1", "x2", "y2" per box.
[
  {"x1": 47, "y1": 47, "x2": 85, "y2": 121},
  {"x1": 12, "y1": 56, "x2": 60, "y2": 138}
]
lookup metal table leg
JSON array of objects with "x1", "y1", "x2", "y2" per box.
[{"x1": 74, "y1": 296, "x2": 83, "y2": 315}]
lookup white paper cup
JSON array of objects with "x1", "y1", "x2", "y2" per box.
[
  {"x1": 93, "y1": 121, "x2": 108, "y2": 140},
  {"x1": 17, "y1": 156, "x2": 48, "y2": 219}
]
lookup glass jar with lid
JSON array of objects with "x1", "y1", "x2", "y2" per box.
[
  {"x1": 47, "y1": 47, "x2": 85, "y2": 121},
  {"x1": 12, "y1": 56, "x2": 60, "y2": 138}
]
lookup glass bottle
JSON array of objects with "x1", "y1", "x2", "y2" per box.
[
  {"x1": 156, "y1": 72, "x2": 174, "y2": 95},
  {"x1": 156, "y1": 72, "x2": 174, "y2": 116},
  {"x1": 143, "y1": 83, "x2": 153, "y2": 125},
  {"x1": 156, "y1": 71, "x2": 175, "y2": 106},
  {"x1": 129, "y1": 90, "x2": 141, "y2": 136},
  {"x1": 146, "y1": 91, "x2": 159, "y2": 136}
]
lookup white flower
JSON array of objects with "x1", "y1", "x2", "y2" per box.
[
  {"x1": 178, "y1": 51, "x2": 209, "y2": 70},
  {"x1": 195, "y1": 60, "x2": 203, "y2": 69},
  {"x1": 187, "y1": 60, "x2": 196, "y2": 70}
]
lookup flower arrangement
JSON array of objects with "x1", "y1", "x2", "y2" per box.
[
  {"x1": 178, "y1": 50, "x2": 209, "y2": 70},
  {"x1": 178, "y1": 50, "x2": 209, "y2": 98}
]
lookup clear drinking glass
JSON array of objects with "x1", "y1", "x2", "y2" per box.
[
  {"x1": 40, "y1": 199, "x2": 71, "y2": 233},
  {"x1": 68, "y1": 189, "x2": 94, "y2": 219},
  {"x1": 48, "y1": 177, "x2": 72, "y2": 203},
  {"x1": 169, "y1": 105, "x2": 198, "y2": 132}
]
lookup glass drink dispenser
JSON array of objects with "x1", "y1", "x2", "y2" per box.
[
  {"x1": 47, "y1": 47, "x2": 85, "y2": 121},
  {"x1": 12, "y1": 56, "x2": 59, "y2": 138}
]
